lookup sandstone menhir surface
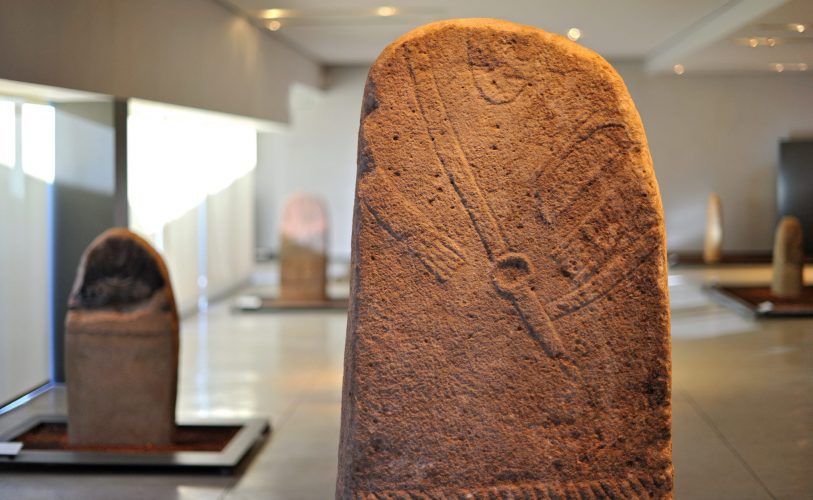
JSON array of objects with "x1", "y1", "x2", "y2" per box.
[
  {"x1": 337, "y1": 19, "x2": 672, "y2": 498},
  {"x1": 66, "y1": 228, "x2": 179, "y2": 447}
]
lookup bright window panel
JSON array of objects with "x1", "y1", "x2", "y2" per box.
[
  {"x1": 0, "y1": 100, "x2": 14, "y2": 168},
  {"x1": 128, "y1": 100, "x2": 257, "y2": 235},
  {"x1": 21, "y1": 103, "x2": 55, "y2": 184}
]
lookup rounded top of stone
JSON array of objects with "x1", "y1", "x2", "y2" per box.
[
  {"x1": 775, "y1": 215, "x2": 804, "y2": 250},
  {"x1": 778, "y1": 215, "x2": 802, "y2": 231},
  {"x1": 367, "y1": 17, "x2": 650, "y2": 164},
  {"x1": 377, "y1": 18, "x2": 615, "y2": 77},
  {"x1": 391, "y1": 18, "x2": 570, "y2": 42},
  {"x1": 68, "y1": 228, "x2": 176, "y2": 314}
]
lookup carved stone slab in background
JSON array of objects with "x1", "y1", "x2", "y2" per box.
[
  {"x1": 772, "y1": 216, "x2": 804, "y2": 298},
  {"x1": 280, "y1": 192, "x2": 328, "y2": 302},
  {"x1": 704, "y1": 192, "x2": 723, "y2": 264},
  {"x1": 338, "y1": 19, "x2": 672, "y2": 498},
  {"x1": 65, "y1": 228, "x2": 179, "y2": 447}
]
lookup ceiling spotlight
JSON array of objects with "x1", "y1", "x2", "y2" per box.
[
  {"x1": 772, "y1": 62, "x2": 810, "y2": 72},
  {"x1": 790, "y1": 23, "x2": 806, "y2": 33},
  {"x1": 261, "y1": 8, "x2": 289, "y2": 19},
  {"x1": 741, "y1": 36, "x2": 782, "y2": 48},
  {"x1": 268, "y1": 20, "x2": 282, "y2": 31},
  {"x1": 375, "y1": 6, "x2": 397, "y2": 17},
  {"x1": 567, "y1": 28, "x2": 582, "y2": 42},
  {"x1": 672, "y1": 64, "x2": 685, "y2": 75}
]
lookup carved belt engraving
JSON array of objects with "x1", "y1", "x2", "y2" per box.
[{"x1": 355, "y1": 471, "x2": 670, "y2": 499}]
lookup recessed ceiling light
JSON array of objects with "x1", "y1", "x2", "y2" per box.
[
  {"x1": 375, "y1": 6, "x2": 397, "y2": 17},
  {"x1": 267, "y1": 20, "x2": 282, "y2": 31},
  {"x1": 741, "y1": 37, "x2": 782, "y2": 48},
  {"x1": 773, "y1": 62, "x2": 809, "y2": 72},
  {"x1": 788, "y1": 23, "x2": 806, "y2": 33},
  {"x1": 261, "y1": 8, "x2": 290, "y2": 19},
  {"x1": 673, "y1": 64, "x2": 685, "y2": 75}
]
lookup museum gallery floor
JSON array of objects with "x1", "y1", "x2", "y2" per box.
[{"x1": 0, "y1": 264, "x2": 810, "y2": 499}]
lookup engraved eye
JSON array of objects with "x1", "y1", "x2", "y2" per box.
[{"x1": 467, "y1": 38, "x2": 529, "y2": 105}]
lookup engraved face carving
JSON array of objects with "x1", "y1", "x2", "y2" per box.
[{"x1": 467, "y1": 36, "x2": 529, "y2": 104}]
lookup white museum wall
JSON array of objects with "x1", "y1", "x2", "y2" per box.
[
  {"x1": 255, "y1": 64, "x2": 813, "y2": 258},
  {"x1": 128, "y1": 100, "x2": 258, "y2": 314},
  {"x1": 616, "y1": 63, "x2": 813, "y2": 252},
  {"x1": 161, "y1": 208, "x2": 201, "y2": 314},
  {"x1": 0, "y1": 101, "x2": 52, "y2": 404},
  {"x1": 206, "y1": 171, "x2": 255, "y2": 301},
  {"x1": 255, "y1": 68, "x2": 365, "y2": 262},
  {"x1": 0, "y1": 0, "x2": 323, "y2": 123},
  {"x1": 0, "y1": 174, "x2": 50, "y2": 404},
  {"x1": 156, "y1": 172, "x2": 255, "y2": 314}
]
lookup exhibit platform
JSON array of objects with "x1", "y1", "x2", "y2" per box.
[
  {"x1": 0, "y1": 385, "x2": 269, "y2": 473},
  {"x1": 706, "y1": 285, "x2": 813, "y2": 318},
  {"x1": 669, "y1": 252, "x2": 813, "y2": 267},
  {"x1": 233, "y1": 294, "x2": 348, "y2": 312}
]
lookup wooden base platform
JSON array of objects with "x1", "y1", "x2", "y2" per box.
[{"x1": 0, "y1": 414, "x2": 269, "y2": 472}]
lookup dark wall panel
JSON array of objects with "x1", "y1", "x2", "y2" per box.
[
  {"x1": 51, "y1": 185, "x2": 114, "y2": 381},
  {"x1": 778, "y1": 141, "x2": 813, "y2": 255}
]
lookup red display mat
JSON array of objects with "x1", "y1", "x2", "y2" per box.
[
  {"x1": 0, "y1": 414, "x2": 269, "y2": 472},
  {"x1": 15, "y1": 422, "x2": 239, "y2": 453}
]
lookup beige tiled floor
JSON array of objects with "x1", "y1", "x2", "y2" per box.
[{"x1": 1, "y1": 265, "x2": 811, "y2": 499}]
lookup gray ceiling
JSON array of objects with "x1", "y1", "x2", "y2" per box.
[{"x1": 224, "y1": 0, "x2": 813, "y2": 75}]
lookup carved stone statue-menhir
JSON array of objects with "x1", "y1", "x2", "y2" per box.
[
  {"x1": 704, "y1": 192, "x2": 723, "y2": 264},
  {"x1": 337, "y1": 19, "x2": 673, "y2": 498},
  {"x1": 771, "y1": 216, "x2": 804, "y2": 298},
  {"x1": 279, "y1": 192, "x2": 329, "y2": 302},
  {"x1": 66, "y1": 228, "x2": 179, "y2": 447}
]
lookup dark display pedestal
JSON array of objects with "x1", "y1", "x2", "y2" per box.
[
  {"x1": 0, "y1": 414, "x2": 269, "y2": 473},
  {"x1": 706, "y1": 285, "x2": 813, "y2": 318}
]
